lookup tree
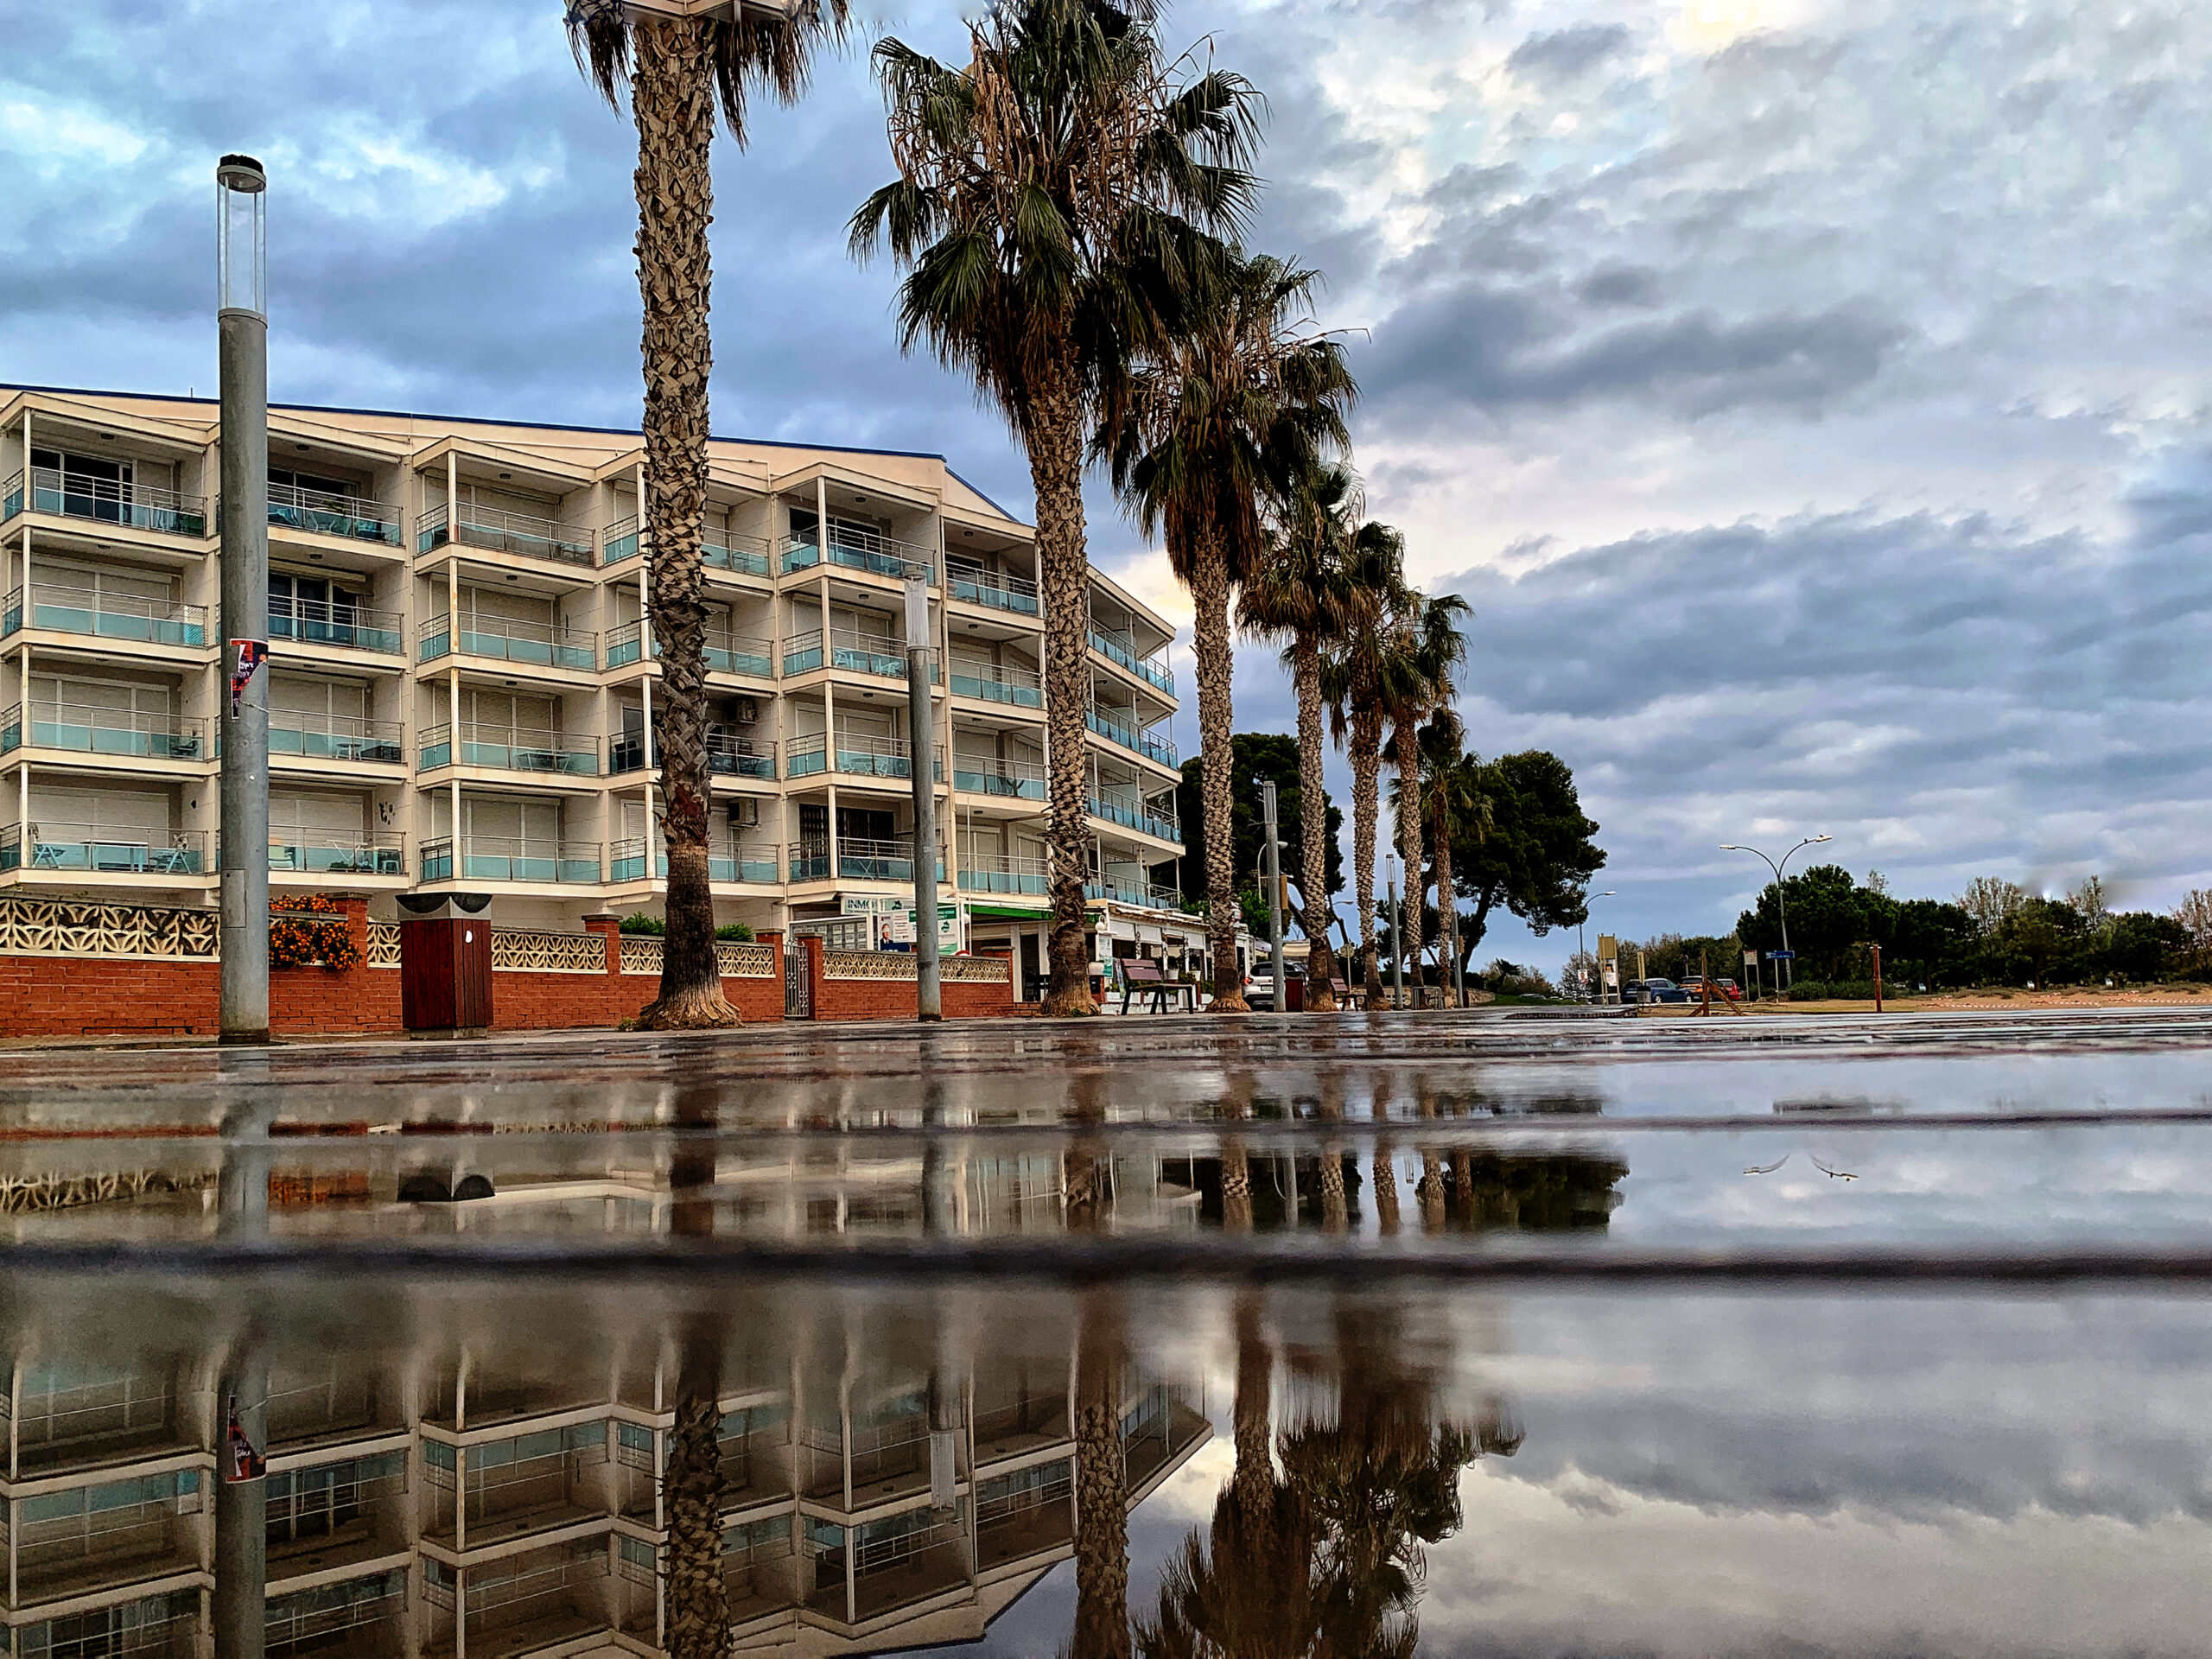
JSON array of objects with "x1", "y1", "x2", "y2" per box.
[
  {"x1": 2175, "y1": 889, "x2": 2212, "y2": 977},
  {"x1": 1108, "y1": 251, "x2": 1354, "y2": 1013},
  {"x1": 568, "y1": 0, "x2": 848, "y2": 1029},
  {"x1": 851, "y1": 0, "x2": 1261, "y2": 1015},
  {"x1": 1379, "y1": 594, "x2": 1468, "y2": 1003},
  {"x1": 1173, "y1": 734, "x2": 1342, "y2": 944},
  {"x1": 1239, "y1": 459, "x2": 1370, "y2": 1012},
  {"x1": 1319, "y1": 524, "x2": 1410, "y2": 1006},
  {"x1": 1445, "y1": 750, "x2": 1605, "y2": 960},
  {"x1": 1736, "y1": 863, "x2": 1874, "y2": 982},
  {"x1": 1958, "y1": 875, "x2": 2026, "y2": 937}
]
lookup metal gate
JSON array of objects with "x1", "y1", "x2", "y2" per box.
[{"x1": 784, "y1": 936, "x2": 812, "y2": 1020}]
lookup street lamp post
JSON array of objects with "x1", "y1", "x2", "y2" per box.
[
  {"x1": 905, "y1": 578, "x2": 940, "y2": 1020},
  {"x1": 1719, "y1": 836, "x2": 1831, "y2": 992},
  {"x1": 1259, "y1": 778, "x2": 1285, "y2": 1010},
  {"x1": 1385, "y1": 855, "x2": 1404, "y2": 1010},
  {"x1": 1576, "y1": 890, "x2": 1616, "y2": 1002}
]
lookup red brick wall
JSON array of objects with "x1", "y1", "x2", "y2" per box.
[{"x1": 802, "y1": 938, "x2": 1016, "y2": 1021}]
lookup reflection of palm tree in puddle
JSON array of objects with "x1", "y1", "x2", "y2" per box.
[
  {"x1": 1316, "y1": 1074, "x2": 1348, "y2": 1236},
  {"x1": 1073, "y1": 1289, "x2": 1132, "y2": 1659},
  {"x1": 1217, "y1": 1068, "x2": 1258, "y2": 1235},
  {"x1": 1414, "y1": 1083, "x2": 1447, "y2": 1236},
  {"x1": 1141, "y1": 1298, "x2": 1516, "y2": 1657},
  {"x1": 667, "y1": 1076, "x2": 728, "y2": 1659}
]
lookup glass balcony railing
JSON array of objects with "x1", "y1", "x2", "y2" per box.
[
  {"x1": 946, "y1": 563, "x2": 1040, "y2": 616},
  {"x1": 2, "y1": 702, "x2": 207, "y2": 761},
  {"x1": 606, "y1": 620, "x2": 773, "y2": 677},
  {"x1": 267, "y1": 481, "x2": 402, "y2": 546},
  {"x1": 3, "y1": 467, "x2": 208, "y2": 537},
  {"x1": 958, "y1": 855, "x2": 1050, "y2": 896},
  {"x1": 1089, "y1": 628, "x2": 1174, "y2": 693},
  {"x1": 834, "y1": 733, "x2": 942, "y2": 782},
  {"x1": 269, "y1": 715, "x2": 404, "y2": 765},
  {"x1": 416, "y1": 503, "x2": 594, "y2": 567},
  {"x1": 954, "y1": 760, "x2": 1046, "y2": 801},
  {"x1": 1085, "y1": 705, "x2": 1179, "y2": 767},
  {"x1": 268, "y1": 833, "x2": 405, "y2": 876},
  {"x1": 1088, "y1": 794, "x2": 1182, "y2": 844},
  {"x1": 711, "y1": 734, "x2": 776, "y2": 779},
  {"x1": 270, "y1": 597, "x2": 403, "y2": 656},
  {"x1": 607, "y1": 837, "x2": 778, "y2": 885},
  {"x1": 1, "y1": 823, "x2": 206, "y2": 875},
  {"x1": 785, "y1": 735, "x2": 829, "y2": 779},
  {"x1": 3, "y1": 583, "x2": 207, "y2": 647},
  {"x1": 950, "y1": 662, "x2": 1042, "y2": 708},
  {"x1": 782, "y1": 629, "x2": 925, "y2": 680},
  {"x1": 420, "y1": 836, "x2": 601, "y2": 884},
  {"x1": 1084, "y1": 875, "x2": 1181, "y2": 909},
  {"x1": 418, "y1": 723, "x2": 599, "y2": 777},
  {"x1": 782, "y1": 530, "x2": 934, "y2": 582},
  {"x1": 836, "y1": 837, "x2": 944, "y2": 882},
  {"x1": 605, "y1": 520, "x2": 774, "y2": 577},
  {"x1": 417, "y1": 616, "x2": 596, "y2": 672},
  {"x1": 601, "y1": 516, "x2": 640, "y2": 567}
]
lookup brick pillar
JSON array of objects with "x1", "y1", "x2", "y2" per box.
[
  {"x1": 756, "y1": 931, "x2": 782, "y2": 993},
  {"x1": 335, "y1": 894, "x2": 370, "y2": 957},
  {"x1": 803, "y1": 933, "x2": 825, "y2": 1020},
  {"x1": 582, "y1": 912, "x2": 621, "y2": 976}
]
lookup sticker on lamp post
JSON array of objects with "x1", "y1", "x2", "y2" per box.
[
  {"x1": 229, "y1": 639, "x2": 268, "y2": 716},
  {"x1": 223, "y1": 1395, "x2": 265, "y2": 1482}
]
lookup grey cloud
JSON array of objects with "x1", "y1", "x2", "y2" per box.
[{"x1": 1507, "y1": 22, "x2": 1634, "y2": 82}]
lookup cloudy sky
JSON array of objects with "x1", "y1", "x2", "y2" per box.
[{"x1": 8, "y1": 0, "x2": 2211, "y2": 969}]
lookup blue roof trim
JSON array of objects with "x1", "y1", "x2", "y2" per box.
[{"x1": 1, "y1": 381, "x2": 1024, "y2": 519}]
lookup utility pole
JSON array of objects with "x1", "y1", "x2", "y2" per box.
[
  {"x1": 906, "y1": 577, "x2": 940, "y2": 1020},
  {"x1": 1260, "y1": 778, "x2": 1285, "y2": 1010},
  {"x1": 217, "y1": 156, "x2": 270, "y2": 1044}
]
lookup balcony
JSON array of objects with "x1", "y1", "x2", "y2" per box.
[
  {"x1": 954, "y1": 757, "x2": 1046, "y2": 801},
  {"x1": 1086, "y1": 705, "x2": 1178, "y2": 767},
  {"x1": 950, "y1": 661, "x2": 1042, "y2": 709},
  {"x1": 781, "y1": 525, "x2": 933, "y2": 582},
  {"x1": 420, "y1": 836, "x2": 601, "y2": 884},
  {"x1": 805, "y1": 730, "x2": 942, "y2": 783},
  {"x1": 787, "y1": 839, "x2": 944, "y2": 883},
  {"x1": 601, "y1": 515, "x2": 641, "y2": 567},
  {"x1": 3, "y1": 467, "x2": 208, "y2": 537},
  {"x1": 417, "y1": 614, "x2": 596, "y2": 673},
  {"x1": 783, "y1": 627, "x2": 918, "y2": 680},
  {"x1": 269, "y1": 831, "x2": 405, "y2": 877},
  {"x1": 270, "y1": 713, "x2": 404, "y2": 766},
  {"x1": 1089, "y1": 793, "x2": 1182, "y2": 844},
  {"x1": 267, "y1": 1452, "x2": 407, "y2": 1568},
  {"x1": 264, "y1": 1568, "x2": 405, "y2": 1659},
  {"x1": 4, "y1": 584, "x2": 207, "y2": 648},
  {"x1": 602, "y1": 519, "x2": 774, "y2": 578},
  {"x1": 609, "y1": 836, "x2": 778, "y2": 884},
  {"x1": 419, "y1": 723, "x2": 599, "y2": 777},
  {"x1": 606, "y1": 619, "x2": 774, "y2": 677},
  {"x1": 416, "y1": 502, "x2": 594, "y2": 568},
  {"x1": 14, "y1": 1468, "x2": 202, "y2": 1599},
  {"x1": 14, "y1": 1590, "x2": 197, "y2": 1659},
  {"x1": 1085, "y1": 873, "x2": 1183, "y2": 909},
  {"x1": 3, "y1": 702, "x2": 207, "y2": 762},
  {"x1": 267, "y1": 481, "x2": 402, "y2": 547},
  {"x1": 958, "y1": 852, "x2": 1049, "y2": 896},
  {"x1": 610, "y1": 733, "x2": 777, "y2": 779},
  {"x1": 1090, "y1": 628, "x2": 1174, "y2": 693},
  {"x1": 426, "y1": 1540, "x2": 607, "y2": 1653},
  {"x1": 269, "y1": 596, "x2": 403, "y2": 657},
  {"x1": 2, "y1": 823, "x2": 206, "y2": 875},
  {"x1": 947, "y1": 561, "x2": 1039, "y2": 616}
]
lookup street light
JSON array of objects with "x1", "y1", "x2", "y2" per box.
[
  {"x1": 1577, "y1": 890, "x2": 1616, "y2": 1002},
  {"x1": 1719, "y1": 836, "x2": 1831, "y2": 992},
  {"x1": 1385, "y1": 854, "x2": 1403, "y2": 1010}
]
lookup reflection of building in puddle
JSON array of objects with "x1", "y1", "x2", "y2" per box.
[{"x1": 0, "y1": 1301, "x2": 1207, "y2": 1656}]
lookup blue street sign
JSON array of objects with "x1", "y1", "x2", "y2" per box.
[{"x1": 1766, "y1": 950, "x2": 1796, "y2": 961}]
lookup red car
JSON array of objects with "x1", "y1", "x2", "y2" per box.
[{"x1": 1680, "y1": 976, "x2": 1743, "y2": 1002}]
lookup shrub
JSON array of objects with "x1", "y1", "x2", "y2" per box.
[
  {"x1": 618, "y1": 913, "x2": 665, "y2": 936},
  {"x1": 270, "y1": 894, "x2": 360, "y2": 970},
  {"x1": 715, "y1": 922, "x2": 754, "y2": 942}
]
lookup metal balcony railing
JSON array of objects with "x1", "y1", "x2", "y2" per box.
[
  {"x1": 418, "y1": 722, "x2": 599, "y2": 776},
  {"x1": 1, "y1": 823, "x2": 206, "y2": 875},
  {"x1": 958, "y1": 853, "x2": 1050, "y2": 896},
  {"x1": 836, "y1": 836, "x2": 944, "y2": 882},
  {"x1": 601, "y1": 515, "x2": 640, "y2": 567},
  {"x1": 3, "y1": 583, "x2": 207, "y2": 647},
  {"x1": 19, "y1": 1593, "x2": 195, "y2": 1658},
  {"x1": 950, "y1": 659, "x2": 1043, "y2": 708},
  {"x1": 710, "y1": 731, "x2": 776, "y2": 779},
  {"x1": 264, "y1": 1569, "x2": 404, "y2": 1656},
  {"x1": 1084, "y1": 874, "x2": 1182, "y2": 909},
  {"x1": 947, "y1": 561, "x2": 1040, "y2": 615},
  {"x1": 603, "y1": 519, "x2": 774, "y2": 577},
  {"x1": 954, "y1": 756, "x2": 1046, "y2": 800},
  {"x1": 3, "y1": 467, "x2": 208, "y2": 537},
  {"x1": 1086, "y1": 704, "x2": 1179, "y2": 767},
  {"x1": 269, "y1": 595, "x2": 403, "y2": 655},
  {"x1": 605, "y1": 619, "x2": 773, "y2": 677},
  {"x1": 1090, "y1": 627, "x2": 1174, "y2": 693},
  {"x1": 420, "y1": 836, "x2": 601, "y2": 884},
  {"x1": 830, "y1": 731, "x2": 943, "y2": 782},
  {"x1": 417, "y1": 613, "x2": 596, "y2": 672},
  {"x1": 267, "y1": 830, "x2": 405, "y2": 876},
  {"x1": 783, "y1": 628, "x2": 918, "y2": 680},
  {"x1": 1088, "y1": 793, "x2": 1182, "y2": 844},
  {"x1": 15, "y1": 1469, "x2": 200, "y2": 1578},
  {"x1": 2, "y1": 702, "x2": 207, "y2": 761},
  {"x1": 781, "y1": 524, "x2": 934, "y2": 582},
  {"x1": 608, "y1": 836, "x2": 778, "y2": 885},
  {"x1": 267, "y1": 480, "x2": 402, "y2": 546},
  {"x1": 269, "y1": 712, "x2": 404, "y2": 765},
  {"x1": 416, "y1": 502, "x2": 594, "y2": 567}
]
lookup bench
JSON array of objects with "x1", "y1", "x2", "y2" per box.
[{"x1": 1119, "y1": 957, "x2": 1172, "y2": 1014}]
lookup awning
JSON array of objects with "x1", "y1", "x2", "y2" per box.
[{"x1": 965, "y1": 905, "x2": 1050, "y2": 921}]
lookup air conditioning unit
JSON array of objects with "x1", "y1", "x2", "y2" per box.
[
  {"x1": 729, "y1": 799, "x2": 761, "y2": 829},
  {"x1": 734, "y1": 697, "x2": 760, "y2": 724}
]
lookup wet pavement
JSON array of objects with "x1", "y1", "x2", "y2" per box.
[{"x1": 2, "y1": 1007, "x2": 2207, "y2": 1656}]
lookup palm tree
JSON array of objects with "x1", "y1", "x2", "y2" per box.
[
  {"x1": 1106, "y1": 251, "x2": 1354, "y2": 1014},
  {"x1": 850, "y1": 0, "x2": 1262, "y2": 1015},
  {"x1": 1240, "y1": 459, "x2": 1369, "y2": 1014},
  {"x1": 1380, "y1": 594, "x2": 1468, "y2": 1007},
  {"x1": 1421, "y1": 722, "x2": 1492, "y2": 1005},
  {"x1": 567, "y1": 0, "x2": 847, "y2": 1028},
  {"x1": 1318, "y1": 524, "x2": 1410, "y2": 1007}
]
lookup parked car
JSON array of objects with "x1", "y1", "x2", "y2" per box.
[
  {"x1": 1637, "y1": 977, "x2": 1691, "y2": 1004},
  {"x1": 1681, "y1": 976, "x2": 1743, "y2": 1003},
  {"x1": 1245, "y1": 972, "x2": 1275, "y2": 1011}
]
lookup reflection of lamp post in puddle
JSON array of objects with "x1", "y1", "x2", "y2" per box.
[
  {"x1": 1743, "y1": 1152, "x2": 1857, "y2": 1180},
  {"x1": 1720, "y1": 836, "x2": 1830, "y2": 993}
]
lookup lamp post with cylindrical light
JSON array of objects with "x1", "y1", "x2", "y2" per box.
[
  {"x1": 1577, "y1": 890, "x2": 1615, "y2": 1002},
  {"x1": 1720, "y1": 836, "x2": 1831, "y2": 992},
  {"x1": 1386, "y1": 854, "x2": 1404, "y2": 1010},
  {"x1": 217, "y1": 155, "x2": 270, "y2": 1046}
]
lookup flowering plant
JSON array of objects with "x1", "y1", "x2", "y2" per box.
[{"x1": 271, "y1": 893, "x2": 362, "y2": 970}]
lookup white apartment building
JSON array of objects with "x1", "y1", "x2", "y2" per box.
[{"x1": 0, "y1": 386, "x2": 1211, "y2": 997}]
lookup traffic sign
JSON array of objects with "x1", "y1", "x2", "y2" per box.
[{"x1": 1766, "y1": 950, "x2": 1796, "y2": 961}]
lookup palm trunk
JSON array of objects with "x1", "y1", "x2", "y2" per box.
[
  {"x1": 1231, "y1": 1292, "x2": 1272, "y2": 1529},
  {"x1": 1433, "y1": 792, "x2": 1457, "y2": 1007},
  {"x1": 632, "y1": 18, "x2": 735, "y2": 1028},
  {"x1": 1220, "y1": 1133, "x2": 1251, "y2": 1233},
  {"x1": 1318, "y1": 1078, "x2": 1346, "y2": 1234},
  {"x1": 1027, "y1": 354, "x2": 1098, "y2": 1016},
  {"x1": 1072, "y1": 1291, "x2": 1131, "y2": 1659},
  {"x1": 1190, "y1": 529, "x2": 1248, "y2": 1013},
  {"x1": 1291, "y1": 638, "x2": 1337, "y2": 1010},
  {"x1": 1392, "y1": 718, "x2": 1426, "y2": 1007},
  {"x1": 1351, "y1": 703, "x2": 1383, "y2": 1007}
]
